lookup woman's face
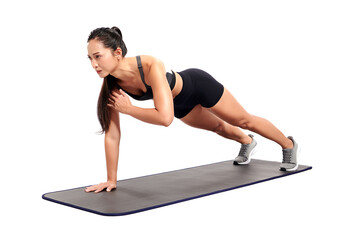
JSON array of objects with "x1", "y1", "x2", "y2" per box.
[{"x1": 87, "y1": 39, "x2": 118, "y2": 78}]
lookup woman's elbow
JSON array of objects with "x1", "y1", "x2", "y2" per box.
[
  {"x1": 161, "y1": 114, "x2": 174, "y2": 127},
  {"x1": 105, "y1": 130, "x2": 121, "y2": 143}
]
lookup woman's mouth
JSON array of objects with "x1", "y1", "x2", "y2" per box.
[{"x1": 96, "y1": 70, "x2": 102, "y2": 74}]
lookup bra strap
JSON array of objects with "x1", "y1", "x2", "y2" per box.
[{"x1": 136, "y1": 56, "x2": 149, "y2": 87}]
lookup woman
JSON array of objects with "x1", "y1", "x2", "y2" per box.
[{"x1": 85, "y1": 27, "x2": 299, "y2": 193}]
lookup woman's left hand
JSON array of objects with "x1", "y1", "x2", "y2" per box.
[{"x1": 108, "y1": 89, "x2": 132, "y2": 114}]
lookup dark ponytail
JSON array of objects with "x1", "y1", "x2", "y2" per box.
[
  {"x1": 88, "y1": 27, "x2": 127, "y2": 134},
  {"x1": 96, "y1": 75, "x2": 118, "y2": 134}
]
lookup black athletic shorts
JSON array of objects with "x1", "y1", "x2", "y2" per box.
[{"x1": 174, "y1": 68, "x2": 224, "y2": 119}]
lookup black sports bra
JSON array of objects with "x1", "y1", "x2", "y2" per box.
[{"x1": 117, "y1": 56, "x2": 176, "y2": 101}]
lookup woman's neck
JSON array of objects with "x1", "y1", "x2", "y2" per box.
[{"x1": 110, "y1": 57, "x2": 137, "y2": 82}]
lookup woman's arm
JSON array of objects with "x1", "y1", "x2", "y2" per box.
[
  {"x1": 104, "y1": 108, "x2": 120, "y2": 182},
  {"x1": 85, "y1": 107, "x2": 120, "y2": 193},
  {"x1": 109, "y1": 57, "x2": 174, "y2": 126}
]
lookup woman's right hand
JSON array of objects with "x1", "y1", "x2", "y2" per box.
[{"x1": 85, "y1": 181, "x2": 117, "y2": 193}]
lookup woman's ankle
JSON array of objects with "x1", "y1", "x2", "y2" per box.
[{"x1": 282, "y1": 138, "x2": 294, "y2": 149}]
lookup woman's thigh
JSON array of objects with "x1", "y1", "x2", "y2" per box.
[
  {"x1": 209, "y1": 88, "x2": 252, "y2": 126},
  {"x1": 180, "y1": 104, "x2": 224, "y2": 131}
]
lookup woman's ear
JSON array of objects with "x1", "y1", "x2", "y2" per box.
[{"x1": 114, "y1": 47, "x2": 123, "y2": 59}]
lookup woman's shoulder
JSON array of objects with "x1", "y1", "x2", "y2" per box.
[{"x1": 138, "y1": 55, "x2": 164, "y2": 67}]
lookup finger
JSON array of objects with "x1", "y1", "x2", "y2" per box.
[
  {"x1": 94, "y1": 189, "x2": 102, "y2": 193},
  {"x1": 95, "y1": 185, "x2": 106, "y2": 193},
  {"x1": 109, "y1": 93, "x2": 116, "y2": 101},
  {"x1": 108, "y1": 98, "x2": 115, "y2": 104},
  {"x1": 111, "y1": 90, "x2": 120, "y2": 97},
  {"x1": 119, "y1": 89, "x2": 126, "y2": 96},
  {"x1": 85, "y1": 184, "x2": 98, "y2": 192},
  {"x1": 107, "y1": 99, "x2": 115, "y2": 108},
  {"x1": 106, "y1": 185, "x2": 116, "y2": 192},
  {"x1": 86, "y1": 184, "x2": 98, "y2": 190}
]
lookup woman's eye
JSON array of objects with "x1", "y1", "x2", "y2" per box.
[{"x1": 95, "y1": 55, "x2": 101, "y2": 59}]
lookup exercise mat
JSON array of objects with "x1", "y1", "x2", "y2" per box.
[{"x1": 42, "y1": 159, "x2": 312, "y2": 216}]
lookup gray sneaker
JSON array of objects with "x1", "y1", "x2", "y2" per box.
[
  {"x1": 233, "y1": 134, "x2": 257, "y2": 165},
  {"x1": 280, "y1": 136, "x2": 299, "y2": 171}
]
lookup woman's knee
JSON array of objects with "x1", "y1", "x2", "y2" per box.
[
  {"x1": 237, "y1": 115, "x2": 255, "y2": 130},
  {"x1": 212, "y1": 121, "x2": 227, "y2": 134}
]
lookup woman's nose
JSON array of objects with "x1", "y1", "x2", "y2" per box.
[{"x1": 91, "y1": 59, "x2": 98, "y2": 69}]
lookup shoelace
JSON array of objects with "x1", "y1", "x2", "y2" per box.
[
  {"x1": 282, "y1": 150, "x2": 293, "y2": 163},
  {"x1": 239, "y1": 144, "x2": 250, "y2": 157}
]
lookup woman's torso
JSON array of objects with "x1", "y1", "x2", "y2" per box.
[
  {"x1": 115, "y1": 55, "x2": 183, "y2": 100},
  {"x1": 171, "y1": 71, "x2": 183, "y2": 99}
]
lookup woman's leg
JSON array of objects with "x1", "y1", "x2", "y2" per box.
[
  {"x1": 180, "y1": 104, "x2": 253, "y2": 144},
  {"x1": 209, "y1": 88, "x2": 293, "y2": 149}
]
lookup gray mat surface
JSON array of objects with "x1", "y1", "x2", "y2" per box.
[{"x1": 42, "y1": 159, "x2": 312, "y2": 216}]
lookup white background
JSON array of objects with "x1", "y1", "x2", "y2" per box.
[{"x1": 1, "y1": 0, "x2": 359, "y2": 239}]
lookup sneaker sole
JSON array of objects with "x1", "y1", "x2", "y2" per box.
[
  {"x1": 233, "y1": 145, "x2": 258, "y2": 165},
  {"x1": 280, "y1": 164, "x2": 299, "y2": 171}
]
